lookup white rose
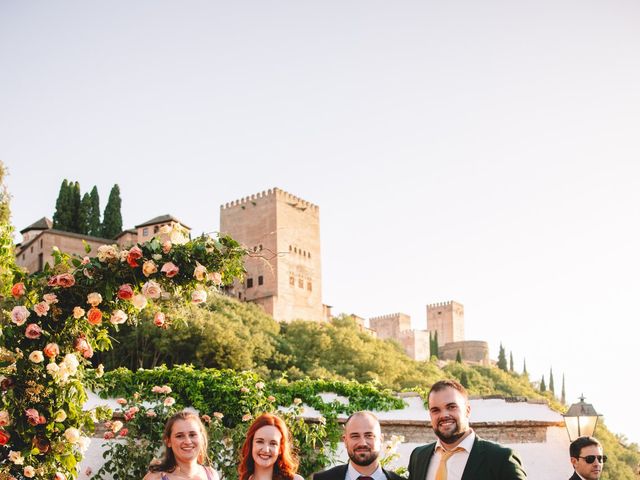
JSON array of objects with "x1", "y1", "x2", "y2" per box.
[
  {"x1": 29, "y1": 350, "x2": 44, "y2": 363},
  {"x1": 111, "y1": 420, "x2": 123, "y2": 433},
  {"x1": 78, "y1": 435, "x2": 91, "y2": 453},
  {"x1": 191, "y1": 289, "x2": 207, "y2": 304},
  {"x1": 109, "y1": 309, "x2": 128, "y2": 325},
  {"x1": 64, "y1": 427, "x2": 81, "y2": 444},
  {"x1": 54, "y1": 409, "x2": 67, "y2": 422},
  {"x1": 141, "y1": 281, "x2": 162, "y2": 299},
  {"x1": 8, "y1": 450, "x2": 24, "y2": 464},
  {"x1": 87, "y1": 292, "x2": 103, "y2": 307}
]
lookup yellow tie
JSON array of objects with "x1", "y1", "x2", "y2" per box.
[{"x1": 434, "y1": 446, "x2": 465, "y2": 480}]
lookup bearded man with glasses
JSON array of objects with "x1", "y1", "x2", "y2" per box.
[{"x1": 569, "y1": 436, "x2": 606, "y2": 480}]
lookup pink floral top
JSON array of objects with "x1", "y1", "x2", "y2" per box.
[{"x1": 160, "y1": 466, "x2": 218, "y2": 480}]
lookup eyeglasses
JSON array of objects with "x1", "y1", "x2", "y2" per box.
[{"x1": 579, "y1": 455, "x2": 607, "y2": 464}]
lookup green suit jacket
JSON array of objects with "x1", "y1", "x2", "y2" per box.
[{"x1": 408, "y1": 435, "x2": 527, "y2": 480}]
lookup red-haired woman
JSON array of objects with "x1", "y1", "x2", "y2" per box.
[
  {"x1": 238, "y1": 413, "x2": 304, "y2": 480},
  {"x1": 143, "y1": 411, "x2": 219, "y2": 480}
]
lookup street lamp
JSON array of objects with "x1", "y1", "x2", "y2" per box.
[{"x1": 563, "y1": 395, "x2": 601, "y2": 441}]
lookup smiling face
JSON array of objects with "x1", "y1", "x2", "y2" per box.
[
  {"x1": 166, "y1": 418, "x2": 204, "y2": 465},
  {"x1": 343, "y1": 413, "x2": 382, "y2": 468},
  {"x1": 252, "y1": 425, "x2": 282, "y2": 471},
  {"x1": 571, "y1": 444, "x2": 604, "y2": 480},
  {"x1": 428, "y1": 386, "x2": 471, "y2": 446}
]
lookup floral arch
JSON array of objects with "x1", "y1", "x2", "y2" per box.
[{"x1": 0, "y1": 227, "x2": 245, "y2": 479}]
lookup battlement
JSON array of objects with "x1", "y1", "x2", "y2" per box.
[
  {"x1": 369, "y1": 312, "x2": 410, "y2": 321},
  {"x1": 426, "y1": 300, "x2": 462, "y2": 309},
  {"x1": 220, "y1": 187, "x2": 319, "y2": 212}
]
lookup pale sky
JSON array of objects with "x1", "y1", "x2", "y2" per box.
[{"x1": 2, "y1": 1, "x2": 640, "y2": 445}]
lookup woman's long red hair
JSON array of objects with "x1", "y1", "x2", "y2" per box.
[{"x1": 238, "y1": 413, "x2": 299, "y2": 480}]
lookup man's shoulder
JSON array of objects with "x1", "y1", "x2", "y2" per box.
[
  {"x1": 383, "y1": 468, "x2": 405, "y2": 480},
  {"x1": 313, "y1": 464, "x2": 348, "y2": 480},
  {"x1": 411, "y1": 441, "x2": 437, "y2": 456},
  {"x1": 475, "y1": 437, "x2": 518, "y2": 455}
]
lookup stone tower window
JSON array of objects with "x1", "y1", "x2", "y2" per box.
[
  {"x1": 289, "y1": 275, "x2": 295, "y2": 286},
  {"x1": 247, "y1": 278, "x2": 253, "y2": 288},
  {"x1": 298, "y1": 278, "x2": 304, "y2": 288},
  {"x1": 307, "y1": 281, "x2": 312, "y2": 291},
  {"x1": 258, "y1": 275, "x2": 264, "y2": 286}
]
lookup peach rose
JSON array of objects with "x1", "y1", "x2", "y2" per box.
[
  {"x1": 153, "y1": 312, "x2": 166, "y2": 327},
  {"x1": 131, "y1": 294, "x2": 148, "y2": 310},
  {"x1": 160, "y1": 262, "x2": 179, "y2": 278},
  {"x1": 213, "y1": 412, "x2": 224, "y2": 420},
  {"x1": 43, "y1": 293, "x2": 58, "y2": 304},
  {"x1": 74, "y1": 336, "x2": 93, "y2": 358},
  {"x1": 163, "y1": 397, "x2": 176, "y2": 407},
  {"x1": 142, "y1": 260, "x2": 158, "y2": 277},
  {"x1": 33, "y1": 301, "x2": 50, "y2": 317},
  {"x1": 0, "y1": 410, "x2": 10, "y2": 427},
  {"x1": 193, "y1": 262, "x2": 207, "y2": 281},
  {"x1": 44, "y1": 343, "x2": 60, "y2": 358},
  {"x1": 97, "y1": 244, "x2": 119, "y2": 262},
  {"x1": 8, "y1": 450, "x2": 23, "y2": 464},
  {"x1": 11, "y1": 282, "x2": 25, "y2": 298},
  {"x1": 87, "y1": 292, "x2": 103, "y2": 307},
  {"x1": 162, "y1": 240, "x2": 172, "y2": 253},
  {"x1": 11, "y1": 306, "x2": 30, "y2": 326},
  {"x1": 117, "y1": 284, "x2": 134, "y2": 300},
  {"x1": 55, "y1": 473, "x2": 67, "y2": 480},
  {"x1": 64, "y1": 427, "x2": 80, "y2": 443},
  {"x1": 25, "y1": 323, "x2": 43, "y2": 339},
  {"x1": 142, "y1": 280, "x2": 162, "y2": 299},
  {"x1": 242, "y1": 413, "x2": 252, "y2": 422},
  {"x1": 72, "y1": 306, "x2": 85, "y2": 319},
  {"x1": 109, "y1": 309, "x2": 128, "y2": 325},
  {"x1": 127, "y1": 246, "x2": 143, "y2": 267},
  {"x1": 208, "y1": 272, "x2": 223, "y2": 286},
  {"x1": 87, "y1": 307, "x2": 102, "y2": 325},
  {"x1": 23, "y1": 466, "x2": 36, "y2": 478}
]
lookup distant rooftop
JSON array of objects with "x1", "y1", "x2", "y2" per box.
[
  {"x1": 134, "y1": 214, "x2": 190, "y2": 230},
  {"x1": 20, "y1": 217, "x2": 53, "y2": 234}
]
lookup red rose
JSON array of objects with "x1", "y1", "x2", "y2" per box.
[
  {"x1": 103, "y1": 431, "x2": 114, "y2": 440},
  {"x1": 119, "y1": 428, "x2": 128, "y2": 437},
  {"x1": 127, "y1": 246, "x2": 143, "y2": 267},
  {"x1": 25, "y1": 323, "x2": 43, "y2": 339},
  {"x1": 74, "y1": 335, "x2": 93, "y2": 358},
  {"x1": 117, "y1": 284, "x2": 134, "y2": 300},
  {"x1": 0, "y1": 429, "x2": 10, "y2": 445},
  {"x1": 153, "y1": 312, "x2": 166, "y2": 328},
  {"x1": 87, "y1": 307, "x2": 102, "y2": 325},
  {"x1": 11, "y1": 282, "x2": 25, "y2": 298},
  {"x1": 43, "y1": 343, "x2": 60, "y2": 359}
]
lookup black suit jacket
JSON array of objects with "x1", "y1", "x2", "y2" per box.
[
  {"x1": 408, "y1": 435, "x2": 527, "y2": 480},
  {"x1": 314, "y1": 463, "x2": 404, "y2": 480},
  {"x1": 568, "y1": 473, "x2": 581, "y2": 480}
]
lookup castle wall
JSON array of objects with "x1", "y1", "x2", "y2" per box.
[
  {"x1": 439, "y1": 340, "x2": 490, "y2": 365},
  {"x1": 399, "y1": 329, "x2": 431, "y2": 361},
  {"x1": 369, "y1": 313, "x2": 412, "y2": 340},
  {"x1": 426, "y1": 300, "x2": 464, "y2": 345}
]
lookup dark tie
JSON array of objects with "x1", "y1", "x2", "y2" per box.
[{"x1": 357, "y1": 476, "x2": 374, "y2": 480}]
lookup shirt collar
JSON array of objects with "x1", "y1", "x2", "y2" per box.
[
  {"x1": 435, "y1": 429, "x2": 476, "y2": 453},
  {"x1": 346, "y1": 461, "x2": 385, "y2": 480}
]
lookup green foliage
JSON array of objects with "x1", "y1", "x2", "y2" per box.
[
  {"x1": 509, "y1": 351, "x2": 514, "y2": 372},
  {"x1": 497, "y1": 343, "x2": 508, "y2": 371},
  {"x1": 78, "y1": 192, "x2": 91, "y2": 235},
  {"x1": 430, "y1": 331, "x2": 439, "y2": 358},
  {"x1": 549, "y1": 367, "x2": 555, "y2": 394},
  {"x1": 0, "y1": 161, "x2": 20, "y2": 299},
  {"x1": 561, "y1": 374, "x2": 566, "y2": 405},
  {"x1": 70, "y1": 181, "x2": 82, "y2": 233},
  {"x1": 102, "y1": 184, "x2": 122, "y2": 238},
  {"x1": 52, "y1": 179, "x2": 73, "y2": 231},
  {"x1": 523, "y1": 358, "x2": 527, "y2": 376},
  {"x1": 88, "y1": 186, "x2": 102, "y2": 237},
  {"x1": 540, "y1": 375, "x2": 546, "y2": 392},
  {"x1": 93, "y1": 366, "x2": 404, "y2": 479},
  {"x1": 455, "y1": 350, "x2": 462, "y2": 363}
]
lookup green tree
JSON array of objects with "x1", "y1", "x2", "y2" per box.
[
  {"x1": 430, "y1": 331, "x2": 439, "y2": 358},
  {"x1": 561, "y1": 373, "x2": 566, "y2": 404},
  {"x1": 540, "y1": 375, "x2": 546, "y2": 392},
  {"x1": 70, "y1": 181, "x2": 82, "y2": 232},
  {"x1": 0, "y1": 161, "x2": 19, "y2": 298},
  {"x1": 497, "y1": 343, "x2": 508, "y2": 371},
  {"x1": 509, "y1": 351, "x2": 514, "y2": 372},
  {"x1": 88, "y1": 185, "x2": 101, "y2": 236},
  {"x1": 523, "y1": 358, "x2": 528, "y2": 376},
  {"x1": 102, "y1": 184, "x2": 123, "y2": 238},
  {"x1": 549, "y1": 367, "x2": 555, "y2": 394},
  {"x1": 456, "y1": 350, "x2": 462, "y2": 363},
  {"x1": 460, "y1": 370, "x2": 470, "y2": 388},
  {"x1": 52, "y1": 179, "x2": 73, "y2": 230},
  {"x1": 78, "y1": 192, "x2": 91, "y2": 235}
]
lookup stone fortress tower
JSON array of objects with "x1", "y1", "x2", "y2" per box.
[
  {"x1": 426, "y1": 300, "x2": 465, "y2": 344},
  {"x1": 219, "y1": 187, "x2": 327, "y2": 322},
  {"x1": 369, "y1": 313, "x2": 431, "y2": 361}
]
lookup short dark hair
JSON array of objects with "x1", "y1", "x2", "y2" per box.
[
  {"x1": 570, "y1": 436, "x2": 601, "y2": 458},
  {"x1": 428, "y1": 379, "x2": 468, "y2": 404}
]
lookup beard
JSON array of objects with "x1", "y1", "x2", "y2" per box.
[
  {"x1": 348, "y1": 447, "x2": 380, "y2": 467},
  {"x1": 433, "y1": 418, "x2": 468, "y2": 445}
]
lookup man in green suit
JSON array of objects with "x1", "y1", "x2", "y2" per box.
[{"x1": 408, "y1": 379, "x2": 527, "y2": 480}]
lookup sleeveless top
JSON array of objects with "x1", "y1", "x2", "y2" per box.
[{"x1": 160, "y1": 466, "x2": 218, "y2": 480}]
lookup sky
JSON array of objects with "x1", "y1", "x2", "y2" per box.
[{"x1": 2, "y1": 1, "x2": 640, "y2": 446}]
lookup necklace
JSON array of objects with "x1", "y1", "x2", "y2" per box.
[{"x1": 173, "y1": 465, "x2": 204, "y2": 479}]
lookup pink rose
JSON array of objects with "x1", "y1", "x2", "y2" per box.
[
  {"x1": 43, "y1": 343, "x2": 60, "y2": 359},
  {"x1": 11, "y1": 282, "x2": 25, "y2": 298},
  {"x1": 117, "y1": 284, "x2": 134, "y2": 300},
  {"x1": 47, "y1": 273, "x2": 75, "y2": 288},
  {"x1": 153, "y1": 312, "x2": 166, "y2": 328},
  {"x1": 74, "y1": 336, "x2": 93, "y2": 358},
  {"x1": 116, "y1": 398, "x2": 127, "y2": 405},
  {"x1": 162, "y1": 240, "x2": 172, "y2": 254},
  {"x1": 82, "y1": 256, "x2": 91, "y2": 265},
  {"x1": 160, "y1": 262, "x2": 179, "y2": 278},
  {"x1": 25, "y1": 408, "x2": 40, "y2": 426},
  {"x1": 43, "y1": 293, "x2": 58, "y2": 304},
  {"x1": 163, "y1": 397, "x2": 175, "y2": 407},
  {"x1": 208, "y1": 272, "x2": 223, "y2": 286},
  {"x1": 142, "y1": 281, "x2": 162, "y2": 299},
  {"x1": 146, "y1": 410, "x2": 157, "y2": 417},
  {"x1": 191, "y1": 289, "x2": 207, "y2": 304},
  {"x1": 118, "y1": 428, "x2": 128, "y2": 437},
  {"x1": 33, "y1": 301, "x2": 50, "y2": 317},
  {"x1": 103, "y1": 431, "x2": 114, "y2": 440},
  {"x1": 11, "y1": 306, "x2": 30, "y2": 326},
  {"x1": 25, "y1": 323, "x2": 42, "y2": 339},
  {"x1": 109, "y1": 309, "x2": 128, "y2": 325},
  {"x1": 55, "y1": 473, "x2": 67, "y2": 480}
]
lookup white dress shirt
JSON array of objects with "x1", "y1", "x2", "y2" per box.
[
  {"x1": 346, "y1": 462, "x2": 387, "y2": 480},
  {"x1": 425, "y1": 430, "x2": 476, "y2": 480}
]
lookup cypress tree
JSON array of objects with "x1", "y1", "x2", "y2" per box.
[
  {"x1": 433, "y1": 331, "x2": 439, "y2": 358},
  {"x1": 102, "y1": 184, "x2": 123, "y2": 238},
  {"x1": 456, "y1": 350, "x2": 462, "y2": 363},
  {"x1": 540, "y1": 375, "x2": 546, "y2": 392},
  {"x1": 509, "y1": 351, "x2": 514, "y2": 372},
  {"x1": 497, "y1": 343, "x2": 508, "y2": 371},
  {"x1": 523, "y1": 358, "x2": 528, "y2": 376},
  {"x1": 460, "y1": 370, "x2": 470, "y2": 388},
  {"x1": 561, "y1": 374, "x2": 566, "y2": 404},
  {"x1": 549, "y1": 367, "x2": 555, "y2": 394},
  {"x1": 78, "y1": 193, "x2": 91, "y2": 235},
  {"x1": 52, "y1": 179, "x2": 72, "y2": 231},
  {"x1": 87, "y1": 186, "x2": 101, "y2": 237}
]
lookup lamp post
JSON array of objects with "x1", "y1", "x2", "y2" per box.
[{"x1": 563, "y1": 395, "x2": 601, "y2": 441}]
